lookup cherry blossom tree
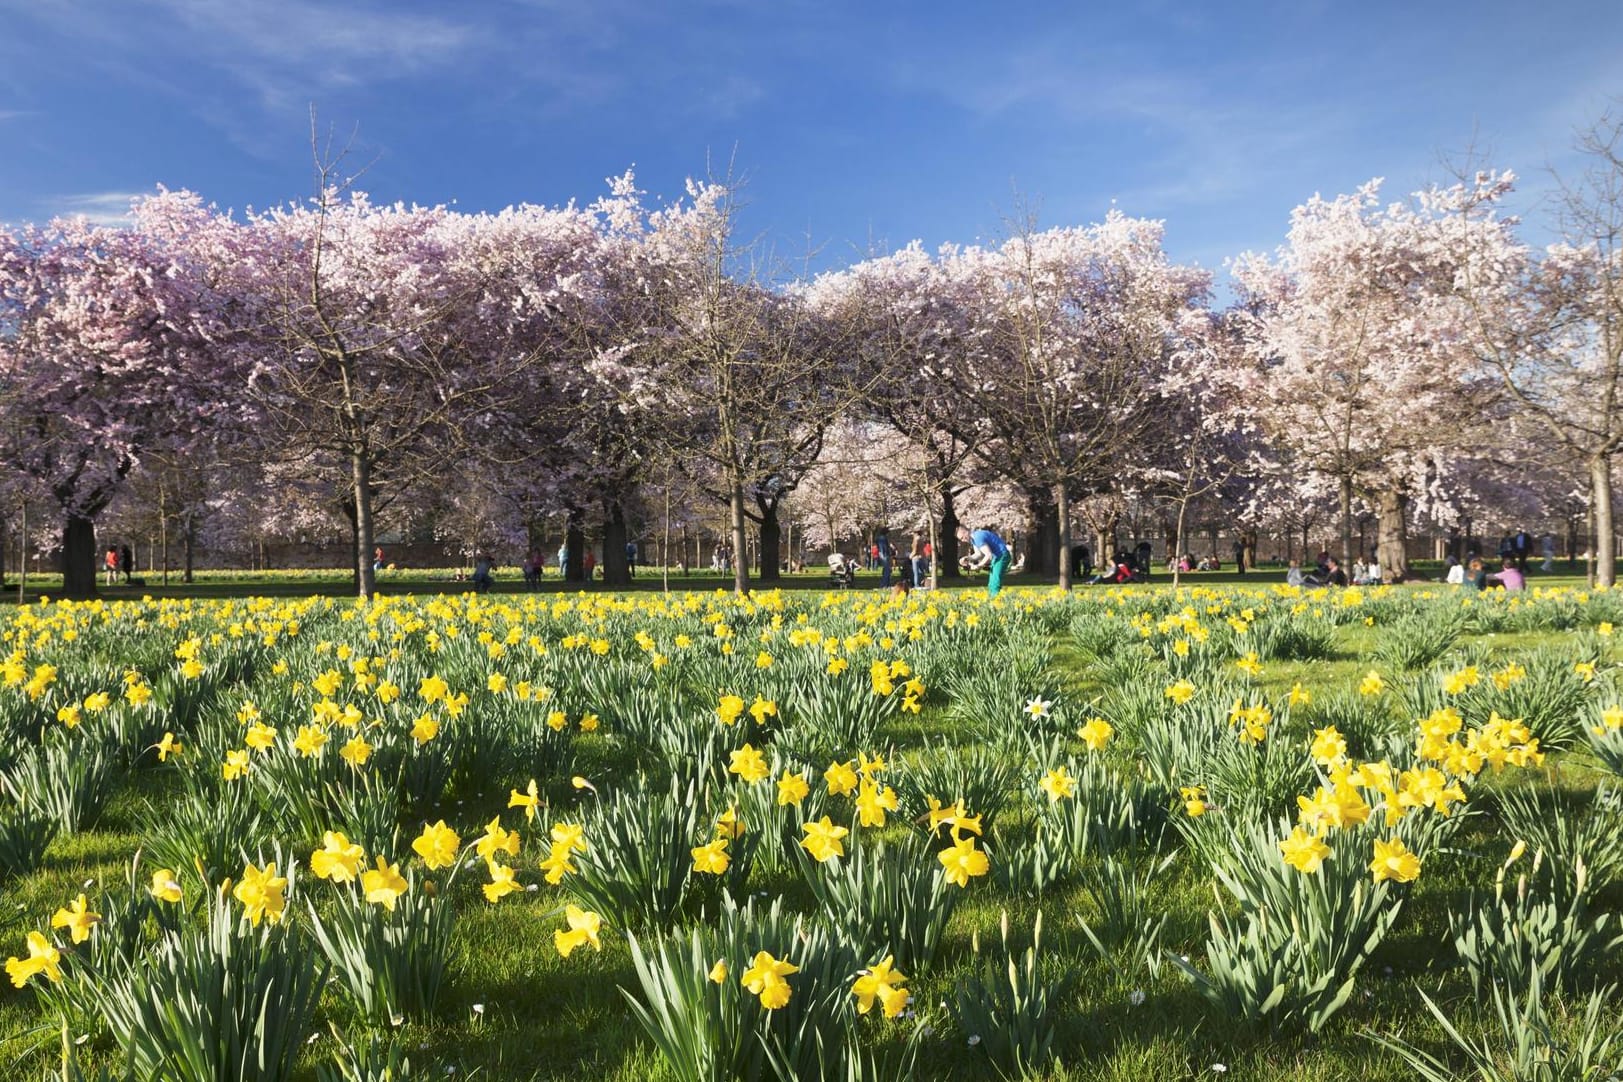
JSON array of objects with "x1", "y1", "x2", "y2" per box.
[
  {"x1": 234, "y1": 161, "x2": 600, "y2": 598},
  {"x1": 807, "y1": 242, "x2": 995, "y2": 577},
  {"x1": 589, "y1": 175, "x2": 851, "y2": 593},
  {"x1": 1443, "y1": 113, "x2": 1623, "y2": 585},
  {"x1": 0, "y1": 192, "x2": 240, "y2": 596},
  {"x1": 1229, "y1": 179, "x2": 1502, "y2": 581},
  {"x1": 957, "y1": 214, "x2": 1210, "y2": 587}
]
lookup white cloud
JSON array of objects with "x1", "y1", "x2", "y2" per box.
[
  {"x1": 0, "y1": 0, "x2": 478, "y2": 110},
  {"x1": 49, "y1": 192, "x2": 145, "y2": 226}
]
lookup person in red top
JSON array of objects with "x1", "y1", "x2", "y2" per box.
[{"x1": 104, "y1": 547, "x2": 119, "y2": 586}]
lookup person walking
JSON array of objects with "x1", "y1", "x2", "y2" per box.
[
  {"x1": 104, "y1": 547, "x2": 119, "y2": 586},
  {"x1": 958, "y1": 524, "x2": 1012, "y2": 598}
]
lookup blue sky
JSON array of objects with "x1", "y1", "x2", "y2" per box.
[{"x1": 0, "y1": 0, "x2": 1617, "y2": 274}]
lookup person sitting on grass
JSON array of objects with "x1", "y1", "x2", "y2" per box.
[
  {"x1": 1489, "y1": 557, "x2": 1525, "y2": 592},
  {"x1": 1461, "y1": 557, "x2": 1487, "y2": 591},
  {"x1": 1086, "y1": 553, "x2": 1136, "y2": 585}
]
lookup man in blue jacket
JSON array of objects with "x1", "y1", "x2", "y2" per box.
[{"x1": 958, "y1": 525, "x2": 1012, "y2": 598}]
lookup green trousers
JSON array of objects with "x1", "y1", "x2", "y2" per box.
[{"x1": 987, "y1": 553, "x2": 1012, "y2": 597}]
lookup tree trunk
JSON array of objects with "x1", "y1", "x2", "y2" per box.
[
  {"x1": 1375, "y1": 489, "x2": 1410, "y2": 582},
  {"x1": 1592, "y1": 454, "x2": 1615, "y2": 588},
  {"x1": 1026, "y1": 488, "x2": 1059, "y2": 577},
  {"x1": 347, "y1": 451, "x2": 376, "y2": 599},
  {"x1": 1056, "y1": 483, "x2": 1072, "y2": 590},
  {"x1": 565, "y1": 513, "x2": 585, "y2": 583},
  {"x1": 728, "y1": 478, "x2": 750, "y2": 595},
  {"x1": 182, "y1": 516, "x2": 196, "y2": 584},
  {"x1": 1172, "y1": 497, "x2": 1190, "y2": 589},
  {"x1": 757, "y1": 496, "x2": 782, "y2": 583},
  {"x1": 938, "y1": 482, "x2": 962, "y2": 579},
  {"x1": 60, "y1": 511, "x2": 99, "y2": 599},
  {"x1": 159, "y1": 485, "x2": 170, "y2": 586},
  {"x1": 601, "y1": 502, "x2": 630, "y2": 587},
  {"x1": 1338, "y1": 475, "x2": 1354, "y2": 571}
]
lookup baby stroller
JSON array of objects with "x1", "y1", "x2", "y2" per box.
[{"x1": 828, "y1": 554, "x2": 856, "y2": 588}]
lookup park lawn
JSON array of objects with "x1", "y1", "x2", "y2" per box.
[{"x1": 0, "y1": 583, "x2": 1618, "y2": 1081}]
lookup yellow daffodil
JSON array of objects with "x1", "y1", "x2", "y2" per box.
[
  {"x1": 824, "y1": 759, "x2": 859, "y2": 796},
  {"x1": 4, "y1": 931, "x2": 63, "y2": 988},
  {"x1": 691, "y1": 837, "x2": 731, "y2": 874},
  {"x1": 851, "y1": 955, "x2": 910, "y2": 1018},
  {"x1": 475, "y1": 818, "x2": 521, "y2": 862},
  {"x1": 339, "y1": 736, "x2": 373, "y2": 767},
  {"x1": 482, "y1": 860, "x2": 520, "y2": 903},
  {"x1": 222, "y1": 748, "x2": 250, "y2": 781},
  {"x1": 728, "y1": 743, "x2": 770, "y2": 784},
  {"x1": 418, "y1": 674, "x2": 449, "y2": 703},
  {"x1": 148, "y1": 867, "x2": 183, "y2": 903},
  {"x1": 1369, "y1": 837, "x2": 1421, "y2": 883},
  {"x1": 854, "y1": 778, "x2": 899, "y2": 827},
  {"x1": 800, "y1": 816, "x2": 850, "y2": 862},
  {"x1": 938, "y1": 833, "x2": 989, "y2": 887},
  {"x1": 411, "y1": 821, "x2": 461, "y2": 870},
  {"x1": 553, "y1": 905, "x2": 602, "y2": 957},
  {"x1": 361, "y1": 856, "x2": 409, "y2": 910},
  {"x1": 1179, "y1": 785, "x2": 1206, "y2": 817},
  {"x1": 1309, "y1": 725, "x2": 1347, "y2": 767},
  {"x1": 508, "y1": 779, "x2": 540, "y2": 821},
  {"x1": 1039, "y1": 766, "x2": 1076, "y2": 802},
  {"x1": 1077, "y1": 717, "x2": 1113, "y2": 751},
  {"x1": 1279, "y1": 826, "x2": 1331, "y2": 874},
  {"x1": 154, "y1": 731, "x2": 183, "y2": 762},
  {"x1": 740, "y1": 949, "x2": 798, "y2": 1009},
  {"x1": 539, "y1": 845, "x2": 577, "y2": 885},
  {"x1": 310, "y1": 831, "x2": 366, "y2": 882},
  {"x1": 233, "y1": 861, "x2": 288, "y2": 926},
  {"x1": 292, "y1": 724, "x2": 328, "y2": 757},
  {"x1": 49, "y1": 894, "x2": 100, "y2": 944}
]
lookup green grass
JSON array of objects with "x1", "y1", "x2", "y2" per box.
[
  {"x1": 0, "y1": 583, "x2": 1619, "y2": 1080},
  {"x1": 2, "y1": 556, "x2": 1617, "y2": 605}
]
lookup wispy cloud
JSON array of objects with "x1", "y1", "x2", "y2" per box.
[
  {"x1": 0, "y1": 0, "x2": 478, "y2": 115},
  {"x1": 0, "y1": 109, "x2": 30, "y2": 122},
  {"x1": 49, "y1": 192, "x2": 144, "y2": 226},
  {"x1": 153, "y1": 0, "x2": 476, "y2": 81}
]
